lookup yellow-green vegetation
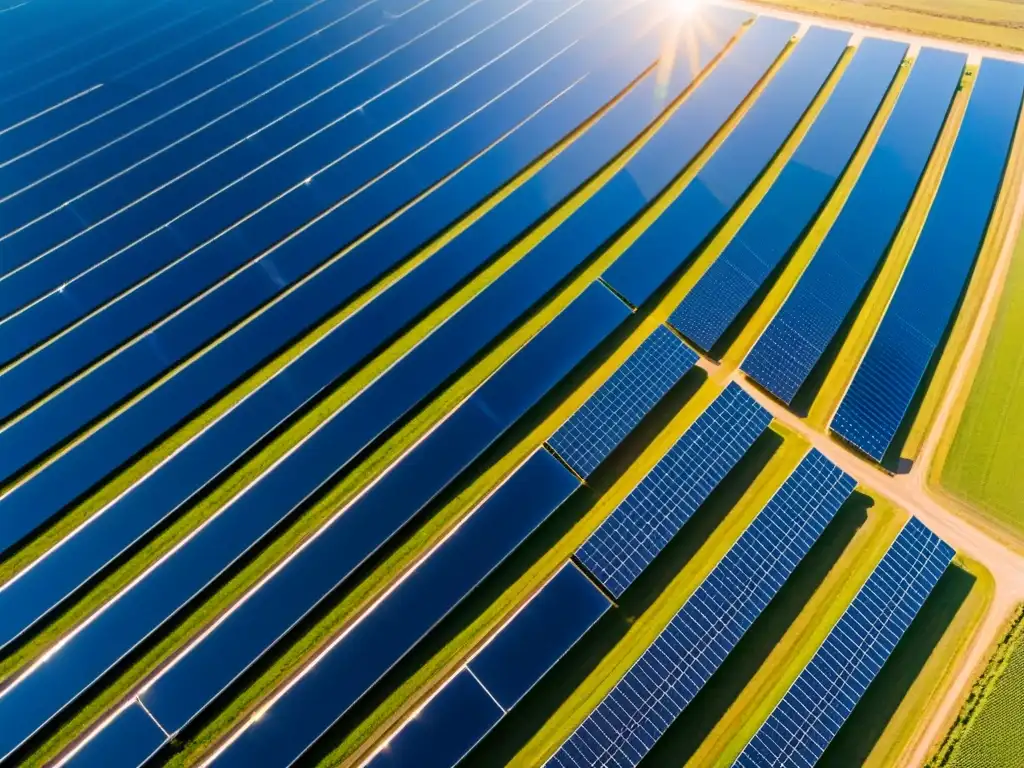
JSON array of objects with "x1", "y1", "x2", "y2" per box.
[
  {"x1": 508, "y1": 426, "x2": 811, "y2": 766},
  {"x1": 931, "y1": 605, "x2": 1024, "y2": 767},
  {"x1": 753, "y1": 0, "x2": 1024, "y2": 52},
  {"x1": 714, "y1": 56, "x2": 910, "y2": 375},
  {"x1": 940, "y1": 228, "x2": 1024, "y2": 539},
  {"x1": 802, "y1": 65, "x2": 974, "y2": 436}
]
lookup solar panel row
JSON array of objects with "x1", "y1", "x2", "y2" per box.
[
  {"x1": 831, "y1": 58, "x2": 1024, "y2": 461},
  {"x1": 364, "y1": 563, "x2": 611, "y2": 768},
  {"x1": 576, "y1": 382, "x2": 773, "y2": 599},
  {"x1": 735, "y1": 516, "x2": 954, "y2": 767},
  {"x1": 603, "y1": 25, "x2": 851, "y2": 308},
  {"x1": 669, "y1": 37, "x2": 907, "y2": 353},
  {"x1": 547, "y1": 450, "x2": 856, "y2": 767},
  {"x1": 547, "y1": 325, "x2": 698, "y2": 478},
  {"x1": 0, "y1": 280, "x2": 627, "y2": 762},
  {"x1": 0, "y1": 0, "x2": 622, "y2": 433},
  {"x1": 0, "y1": 0, "x2": 680, "y2": 562},
  {"x1": 741, "y1": 47, "x2": 966, "y2": 404},
  {"x1": 67, "y1": 448, "x2": 580, "y2": 768}
]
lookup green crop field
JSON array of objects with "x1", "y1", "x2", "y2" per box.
[
  {"x1": 941, "y1": 230, "x2": 1024, "y2": 539},
  {"x1": 932, "y1": 608, "x2": 1024, "y2": 767}
]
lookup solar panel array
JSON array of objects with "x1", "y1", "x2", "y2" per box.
[
  {"x1": 545, "y1": 451, "x2": 856, "y2": 768},
  {"x1": 669, "y1": 37, "x2": 907, "y2": 353},
  {"x1": 575, "y1": 383, "x2": 773, "y2": 598},
  {"x1": 741, "y1": 48, "x2": 966, "y2": 404},
  {"x1": 0, "y1": 2, "x2": 995, "y2": 767},
  {"x1": 831, "y1": 58, "x2": 1024, "y2": 461},
  {"x1": 735, "y1": 517, "x2": 954, "y2": 767},
  {"x1": 547, "y1": 325, "x2": 698, "y2": 477}
]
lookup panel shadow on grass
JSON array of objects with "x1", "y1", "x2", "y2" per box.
[
  {"x1": 637, "y1": 490, "x2": 872, "y2": 767},
  {"x1": 819, "y1": 561, "x2": 976, "y2": 767},
  {"x1": 461, "y1": 428, "x2": 783, "y2": 767}
]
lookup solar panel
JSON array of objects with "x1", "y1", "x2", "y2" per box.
[
  {"x1": 547, "y1": 325, "x2": 698, "y2": 477},
  {"x1": 546, "y1": 450, "x2": 856, "y2": 768},
  {"x1": 740, "y1": 48, "x2": 965, "y2": 404},
  {"x1": 735, "y1": 516, "x2": 954, "y2": 768},
  {"x1": 831, "y1": 58, "x2": 1024, "y2": 461},
  {"x1": 575, "y1": 383, "x2": 772, "y2": 598},
  {"x1": 669, "y1": 38, "x2": 907, "y2": 352}
]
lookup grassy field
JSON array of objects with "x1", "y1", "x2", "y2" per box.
[
  {"x1": 931, "y1": 605, "x2": 1024, "y2": 767},
  {"x1": 939, "y1": 228, "x2": 1024, "y2": 539},
  {"x1": 752, "y1": 0, "x2": 1024, "y2": 52}
]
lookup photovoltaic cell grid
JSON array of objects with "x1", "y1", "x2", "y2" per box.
[
  {"x1": 547, "y1": 325, "x2": 698, "y2": 477},
  {"x1": 735, "y1": 516, "x2": 954, "y2": 768},
  {"x1": 831, "y1": 58, "x2": 1024, "y2": 461},
  {"x1": 545, "y1": 450, "x2": 856, "y2": 768},
  {"x1": 668, "y1": 38, "x2": 907, "y2": 352},
  {"x1": 575, "y1": 383, "x2": 772, "y2": 598}
]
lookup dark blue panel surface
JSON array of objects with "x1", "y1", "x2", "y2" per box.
[
  {"x1": 741, "y1": 47, "x2": 966, "y2": 404},
  {"x1": 0, "y1": 10, "x2": 682, "y2": 644},
  {"x1": 130, "y1": 285, "x2": 615, "y2": 744},
  {"x1": 364, "y1": 670, "x2": 503, "y2": 768},
  {"x1": 548, "y1": 451, "x2": 856, "y2": 767},
  {"x1": 575, "y1": 382, "x2": 772, "y2": 598},
  {"x1": 0, "y1": 0, "x2": 632, "y2": 492},
  {"x1": 669, "y1": 37, "x2": 906, "y2": 352},
  {"x1": 735, "y1": 517, "x2": 954, "y2": 768},
  {"x1": 603, "y1": 25, "x2": 851, "y2": 306},
  {"x1": 0, "y1": 0, "x2": 370, "y2": 198},
  {"x1": 469, "y1": 562, "x2": 610, "y2": 710},
  {"x1": 831, "y1": 59, "x2": 1024, "y2": 460},
  {"x1": 139, "y1": 449, "x2": 578, "y2": 733},
  {"x1": 0, "y1": 286, "x2": 618, "y2": 761},
  {"x1": 62, "y1": 702, "x2": 166, "y2": 768},
  {"x1": 548, "y1": 325, "x2": 697, "y2": 477},
  {"x1": 366, "y1": 562, "x2": 609, "y2": 768},
  {"x1": 0, "y1": 0, "x2": 594, "y2": 363},
  {"x1": 0, "y1": 0, "x2": 262, "y2": 136},
  {"x1": 141, "y1": 450, "x2": 581, "y2": 741}
]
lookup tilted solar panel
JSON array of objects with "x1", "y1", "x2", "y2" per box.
[
  {"x1": 735, "y1": 516, "x2": 954, "y2": 768},
  {"x1": 575, "y1": 382, "x2": 772, "y2": 599},
  {"x1": 831, "y1": 58, "x2": 1024, "y2": 461},
  {"x1": 546, "y1": 450, "x2": 856, "y2": 768},
  {"x1": 547, "y1": 325, "x2": 698, "y2": 477}
]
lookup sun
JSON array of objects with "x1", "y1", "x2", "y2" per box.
[{"x1": 672, "y1": 0, "x2": 703, "y2": 19}]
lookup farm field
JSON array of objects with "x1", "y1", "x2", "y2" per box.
[
  {"x1": 0, "y1": 1, "x2": 1021, "y2": 767},
  {"x1": 940, "y1": 229, "x2": 1024, "y2": 538},
  {"x1": 751, "y1": 0, "x2": 1024, "y2": 52}
]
